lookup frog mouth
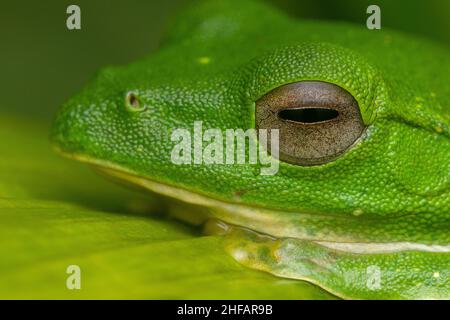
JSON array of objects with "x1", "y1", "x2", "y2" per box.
[
  {"x1": 54, "y1": 148, "x2": 450, "y2": 255},
  {"x1": 98, "y1": 165, "x2": 450, "y2": 254}
]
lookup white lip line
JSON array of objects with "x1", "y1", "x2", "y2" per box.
[
  {"x1": 315, "y1": 241, "x2": 450, "y2": 254},
  {"x1": 55, "y1": 149, "x2": 450, "y2": 254},
  {"x1": 55, "y1": 149, "x2": 356, "y2": 219}
]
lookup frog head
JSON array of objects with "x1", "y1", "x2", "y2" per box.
[{"x1": 51, "y1": 0, "x2": 450, "y2": 299}]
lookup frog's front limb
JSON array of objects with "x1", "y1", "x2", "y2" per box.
[{"x1": 210, "y1": 223, "x2": 450, "y2": 300}]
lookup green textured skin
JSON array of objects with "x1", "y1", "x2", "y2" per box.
[{"x1": 51, "y1": 0, "x2": 450, "y2": 299}]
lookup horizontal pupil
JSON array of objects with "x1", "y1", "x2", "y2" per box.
[{"x1": 278, "y1": 108, "x2": 339, "y2": 124}]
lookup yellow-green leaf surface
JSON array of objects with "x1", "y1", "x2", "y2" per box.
[{"x1": 0, "y1": 115, "x2": 334, "y2": 299}]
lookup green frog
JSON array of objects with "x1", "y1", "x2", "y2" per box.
[{"x1": 51, "y1": 0, "x2": 450, "y2": 299}]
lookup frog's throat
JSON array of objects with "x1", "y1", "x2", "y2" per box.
[{"x1": 56, "y1": 149, "x2": 450, "y2": 254}]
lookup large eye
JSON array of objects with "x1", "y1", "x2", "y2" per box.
[{"x1": 256, "y1": 81, "x2": 365, "y2": 166}]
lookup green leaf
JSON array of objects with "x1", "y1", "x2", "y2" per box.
[{"x1": 0, "y1": 115, "x2": 334, "y2": 299}]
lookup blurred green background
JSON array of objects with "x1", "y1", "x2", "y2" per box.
[{"x1": 0, "y1": 0, "x2": 448, "y2": 120}]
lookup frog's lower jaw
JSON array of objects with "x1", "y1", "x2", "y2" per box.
[{"x1": 56, "y1": 151, "x2": 450, "y2": 299}]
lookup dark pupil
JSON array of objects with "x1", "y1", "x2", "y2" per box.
[{"x1": 278, "y1": 108, "x2": 339, "y2": 124}]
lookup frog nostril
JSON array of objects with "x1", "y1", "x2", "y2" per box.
[
  {"x1": 125, "y1": 91, "x2": 146, "y2": 112},
  {"x1": 129, "y1": 94, "x2": 139, "y2": 107}
]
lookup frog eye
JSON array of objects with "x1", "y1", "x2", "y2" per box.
[
  {"x1": 125, "y1": 92, "x2": 146, "y2": 112},
  {"x1": 256, "y1": 81, "x2": 365, "y2": 166}
]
